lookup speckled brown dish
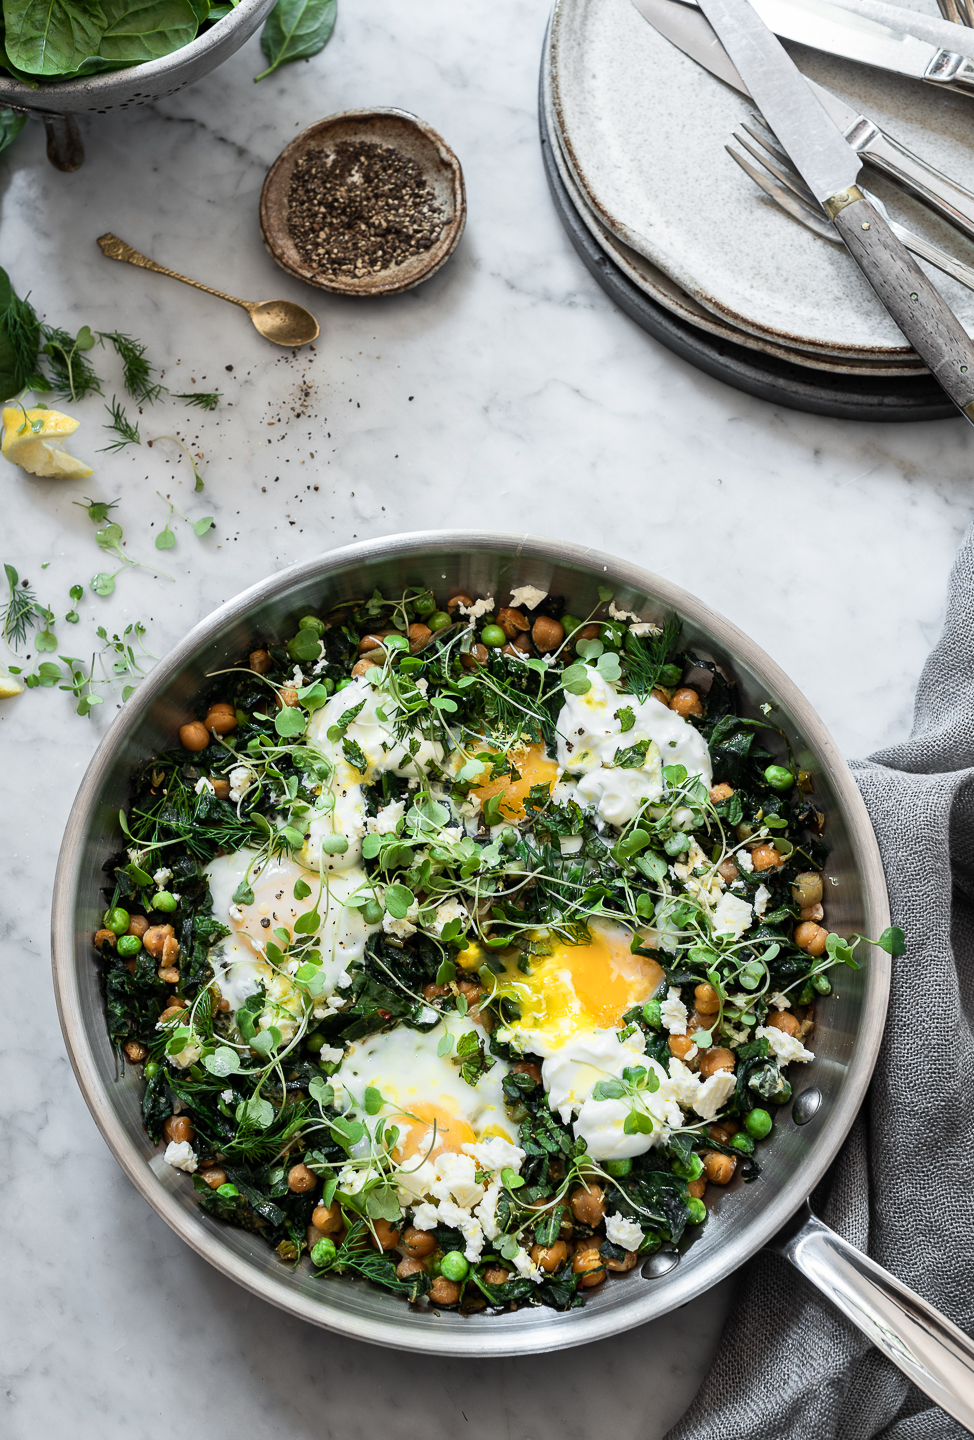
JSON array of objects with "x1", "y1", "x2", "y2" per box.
[{"x1": 259, "y1": 108, "x2": 466, "y2": 297}]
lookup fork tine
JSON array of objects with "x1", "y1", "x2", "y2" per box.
[
  {"x1": 738, "y1": 124, "x2": 819, "y2": 207},
  {"x1": 726, "y1": 145, "x2": 840, "y2": 243},
  {"x1": 731, "y1": 128, "x2": 820, "y2": 209}
]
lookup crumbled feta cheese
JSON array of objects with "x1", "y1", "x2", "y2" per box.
[
  {"x1": 462, "y1": 1136, "x2": 525, "y2": 1174},
  {"x1": 436, "y1": 1200, "x2": 485, "y2": 1262},
  {"x1": 383, "y1": 912, "x2": 417, "y2": 940},
  {"x1": 291, "y1": 665, "x2": 306, "y2": 686},
  {"x1": 431, "y1": 1152, "x2": 484, "y2": 1209},
  {"x1": 318, "y1": 1044, "x2": 344, "y2": 1063},
  {"x1": 630, "y1": 621, "x2": 662, "y2": 638},
  {"x1": 756, "y1": 1025, "x2": 815, "y2": 1063},
  {"x1": 667, "y1": 1057, "x2": 701, "y2": 1108},
  {"x1": 229, "y1": 765, "x2": 256, "y2": 803},
  {"x1": 608, "y1": 602, "x2": 640, "y2": 622},
  {"x1": 509, "y1": 585, "x2": 547, "y2": 611},
  {"x1": 194, "y1": 776, "x2": 215, "y2": 796},
  {"x1": 416, "y1": 1005, "x2": 439, "y2": 1024},
  {"x1": 153, "y1": 866, "x2": 173, "y2": 888},
  {"x1": 221, "y1": 1089, "x2": 235, "y2": 1103},
  {"x1": 366, "y1": 799, "x2": 405, "y2": 835},
  {"x1": 559, "y1": 834, "x2": 583, "y2": 855},
  {"x1": 512, "y1": 1246, "x2": 544, "y2": 1282},
  {"x1": 429, "y1": 899, "x2": 469, "y2": 937},
  {"x1": 692, "y1": 1070, "x2": 738, "y2": 1120},
  {"x1": 712, "y1": 891, "x2": 754, "y2": 941},
  {"x1": 458, "y1": 595, "x2": 495, "y2": 621},
  {"x1": 605, "y1": 1213, "x2": 643, "y2": 1251},
  {"x1": 415, "y1": 677, "x2": 429, "y2": 696},
  {"x1": 335, "y1": 970, "x2": 352, "y2": 989},
  {"x1": 754, "y1": 884, "x2": 772, "y2": 918},
  {"x1": 167, "y1": 1042, "x2": 202, "y2": 1070},
  {"x1": 410, "y1": 1202, "x2": 441, "y2": 1231},
  {"x1": 660, "y1": 986, "x2": 688, "y2": 1035},
  {"x1": 476, "y1": 1179, "x2": 503, "y2": 1240},
  {"x1": 164, "y1": 1140, "x2": 197, "y2": 1172},
  {"x1": 338, "y1": 1163, "x2": 372, "y2": 1195},
  {"x1": 768, "y1": 991, "x2": 791, "y2": 1010},
  {"x1": 736, "y1": 849, "x2": 754, "y2": 873},
  {"x1": 228, "y1": 903, "x2": 244, "y2": 921},
  {"x1": 396, "y1": 1158, "x2": 437, "y2": 1205}
]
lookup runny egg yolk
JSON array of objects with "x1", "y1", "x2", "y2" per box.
[
  {"x1": 472, "y1": 742, "x2": 559, "y2": 821},
  {"x1": 493, "y1": 923, "x2": 664, "y2": 1051},
  {"x1": 392, "y1": 1102, "x2": 479, "y2": 1163}
]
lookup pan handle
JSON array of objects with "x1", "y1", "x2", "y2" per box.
[{"x1": 767, "y1": 1202, "x2": 974, "y2": 1433}]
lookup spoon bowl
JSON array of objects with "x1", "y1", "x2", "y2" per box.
[{"x1": 247, "y1": 298, "x2": 320, "y2": 347}]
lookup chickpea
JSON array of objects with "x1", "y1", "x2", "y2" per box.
[
  {"x1": 461, "y1": 644, "x2": 488, "y2": 671},
  {"x1": 128, "y1": 914, "x2": 149, "y2": 939},
  {"x1": 768, "y1": 1009, "x2": 800, "y2": 1037},
  {"x1": 751, "y1": 843, "x2": 784, "y2": 872},
  {"x1": 569, "y1": 1183, "x2": 605, "y2": 1227},
  {"x1": 429, "y1": 1275, "x2": 462, "y2": 1306},
  {"x1": 718, "y1": 859, "x2": 739, "y2": 884},
  {"x1": 792, "y1": 871, "x2": 824, "y2": 909},
  {"x1": 800, "y1": 903, "x2": 825, "y2": 923},
  {"x1": 575, "y1": 623, "x2": 600, "y2": 642},
  {"x1": 483, "y1": 1266, "x2": 511, "y2": 1285},
  {"x1": 703, "y1": 1152, "x2": 737, "y2": 1185},
  {"x1": 457, "y1": 980, "x2": 483, "y2": 1003},
  {"x1": 445, "y1": 592, "x2": 474, "y2": 613},
  {"x1": 396, "y1": 1256, "x2": 427, "y2": 1280},
  {"x1": 163, "y1": 1115, "x2": 194, "y2": 1145},
  {"x1": 143, "y1": 924, "x2": 176, "y2": 960},
  {"x1": 699, "y1": 1047, "x2": 735, "y2": 1079},
  {"x1": 277, "y1": 686, "x2": 299, "y2": 709},
  {"x1": 650, "y1": 688, "x2": 670, "y2": 705},
  {"x1": 179, "y1": 721, "x2": 209, "y2": 752},
  {"x1": 795, "y1": 921, "x2": 829, "y2": 957},
  {"x1": 530, "y1": 1240, "x2": 568, "y2": 1273},
  {"x1": 708, "y1": 1120, "x2": 739, "y2": 1144},
  {"x1": 287, "y1": 1163, "x2": 316, "y2": 1194},
  {"x1": 694, "y1": 983, "x2": 720, "y2": 1015},
  {"x1": 422, "y1": 982, "x2": 450, "y2": 1002},
  {"x1": 670, "y1": 688, "x2": 704, "y2": 719},
  {"x1": 205, "y1": 702, "x2": 237, "y2": 736},
  {"x1": 371, "y1": 1219, "x2": 400, "y2": 1251},
  {"x1": 408, "y1": 623, "x2": 432, "y2": 646},
  {"x1": 687, "y1": 1177, "x2": 707, "y2": 1200},
  {"x1": 605, "y1": 1250, "x2": 638, "y2": 1273},
  {"x1": 211, "y1": 777, "x2": 231, "y2": 801},
  {"x1": 496, "y1": 607, "x2": 530, "y2": 638},
  {"x1": 161, "y1": 933, "x2": 180, "y2": 967},
  {"x1": 668, "y1": 1034, "x2": 697, "y2": 1062},
  {"x1": 400, "y1": 1226, "x2": 437, "y2": 1258},
  {"x1": 351, "y1": 658, "x2": 378, "y2": 678},
  {"x1": 572, "y1": 1247, "x2": 606, "y2": 1288},
  {"x1": 157, "y1": 966, "x2": 180, "y2": 985},
  {"x1": 511, "y1": 1059, "x2": 542, "y2": 1086},
  {"x1": 123, "y1": 1040, "x2": 148, "y2": 1063},
  {"x1": 358, "y1": 630, "x2": 393, "y2": 652},
  {"x1": 709, "y1": 782, "x2": 734, "y2": 802},
  {"x1": 249, "y1": 649, "x2": 272, "y2": 674},
  {"x1": 531, "y1": 615, "x2": 564, "y2": 653},
  {"x1": 199, "y1": 1168, "x2": 227, "y2": 1190},
  {"x1": 311, "y1": 1202, "x2": 344, "y2": 1235},
  {"x1": 94, "y1": 927, "x2": 117, "y2": 950},
  {"x1": 511, "y1": 631, "x2": 534, "y2": 654},
  {"x1": 159, "y1": 1002, "x2": 188, "y2": 1024}
]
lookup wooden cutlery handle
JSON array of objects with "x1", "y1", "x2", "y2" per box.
[{"x1": 832, "y1": 194, "x2": 974, "y2": 420}]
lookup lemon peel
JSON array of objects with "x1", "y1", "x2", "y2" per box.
[
  {"x1": 0, "y1": 666, "x2": 24, "y2": 698},
  {"x1": 1, "y1": 406, "x2": 93, "y2": 479}
]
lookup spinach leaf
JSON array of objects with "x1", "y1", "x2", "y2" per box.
[
  {"x1": 98, "y1": 0, "x2": 198, "y2": 63},
  {"x1": 254, "y1": 0, "x2": 335, "y2": 81},
  {"x1": 3, "y1": 0, "x2": 107, "y2": 76}
]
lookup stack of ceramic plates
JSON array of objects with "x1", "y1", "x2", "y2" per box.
[{"x1": 541, "y1": 0, "x2": 974, "y2": 418}]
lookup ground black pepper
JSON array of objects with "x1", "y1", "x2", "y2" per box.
[{"x1": 287, "y1": 139, "x2": 447, "y2": 279}]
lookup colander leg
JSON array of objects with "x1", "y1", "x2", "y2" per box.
[{"x1": 42, "y1": 114, "x2": 84, "y2": 172}]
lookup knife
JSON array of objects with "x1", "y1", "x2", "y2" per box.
[
  {"x1": 691, "y1": 0, "x2": 974, "y2": 420},
  {"x1": 672, "y1": 0, "x2": 974, "y2": 93},
  {"x1": 631, "y1": 0, "x2": 974, "y2": 243}
]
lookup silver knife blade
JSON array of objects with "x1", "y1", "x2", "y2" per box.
[{"x1": 694, "y1": 0, "x2": 859, "y2": 201}]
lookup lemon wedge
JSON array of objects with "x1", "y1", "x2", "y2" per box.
[
  {"x1": 2, "y1": 405, "x2": 93, "y2": 479},
  {"x1": 0, "y1": 666, "x2": 24, "y2": 698}
]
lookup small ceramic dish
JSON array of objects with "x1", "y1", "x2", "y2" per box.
[{"x1": 259, "y1": 108, "x2": 466, "y2": 297}]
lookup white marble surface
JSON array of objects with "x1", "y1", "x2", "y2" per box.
[{"x1": 1, "y1": 1, "x2": 971, "y2": 1435}]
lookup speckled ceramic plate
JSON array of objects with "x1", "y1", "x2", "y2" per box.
[
  {"x1": 541, "y1": 39, "x2": 927, "y2": 375},
  {"x1": 549, "y1": 0, "x2": 974, "y2": 358}
]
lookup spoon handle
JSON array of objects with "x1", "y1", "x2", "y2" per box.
[{"x1": 97, "y1": 233, "x2": 253, "y2": 313}]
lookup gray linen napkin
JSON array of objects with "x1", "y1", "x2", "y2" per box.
[{"x1": 666, "y1": 527, "x2": 974, "y2": 1440}]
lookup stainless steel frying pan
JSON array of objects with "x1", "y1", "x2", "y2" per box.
[{"x1": 50, "y1": 532, "x2": 974, "y2": 1427}]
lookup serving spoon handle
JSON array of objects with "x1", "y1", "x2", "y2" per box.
[
  {"x1": 768, "y1": 1202, "x2": 974, "y2": 1431},
  {"x1": 97, "y1": 232, "x2": 256, "y2": 314}
]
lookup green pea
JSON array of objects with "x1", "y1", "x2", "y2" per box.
[
  {"x1": 320, "y1": 834, "x2": 349, "y2": 855},
  {"x1": 104, "y1": 907, "x2": 130, "y2": 936},
  {"x1": 427, "y1": 611, "x2": 452, "y2": 633},
  {"x1": 642, "y1": 1000, "x2": 663, "y2": 1030},
  {"x1": 730, "y1": 1132, "x2": 755, "y2": 1155},
  {"x1": 336, "y1": 678, "x2": 353, "y2": 691},
  {"x1": 153, "y1": 890, "x2": 178, "y2": 913},
  {"x1": 305, "y1": 1031, "x2": 325, "y2": 1054},
  {"x1": 500, "y1": 827, "x2": 519, "y2": 847},
  {"x1": 812, "y1": 973, "x2": 832, "y2": 995},
  {"x1": 686, "y1": 1198, "x2": 707, "y2": 1225},
  {"x1": 117, "y1": 933, "x2": 142, "y2": 957},
  {"x1": 311, "y1": 1237, "x2": 337, "y2": 1269},
  {"x1": 413, "y1": 592, "x2": 436, "y2": 617},
  {"x1": 143, "y1": 1060, "x2": 160, "y2": 1079},
  {"x1": 235, "y1": 708, "x2": 249, "y2": 727},
  {"x1": 481, "y1": 624, "x2": 506, "y2": 649},
  {"x1": 439, "y1": 1251, "x2": 469, "y2": 1283},
  {"x1": 673, "y1": 1152, "x2": 704, "y2": 1182},
  {"x1": 560, "y1": 614, "x2": 582, "y2": 636},
  {"x1": 603, "y1": 1158, "x2": 632, "y2": 1177},
  {"x1": 320, "y1": 677, "x2": 335, "y2": 694},
  {"x1": 298, "y1": 615, "x2": 326, "y2": 636},
  {"x1": 797, "y1": 981, "x2": 814, "y2": 1005},
  {"x1": 764, "y1": 764, "x2": 794, "y2": 792},
  {"x1": 745, "y1": 1107, "x2": 773, "y2": 1140}
]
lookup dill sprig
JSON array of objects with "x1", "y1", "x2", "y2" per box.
[
  {"x1": 0, "y1": 281, "x2": 43, "y2": 396},
  {"x1": 0, "y1": 563, "x2": 46, "y2": 649},
  {"x1": 99, "y1": 396, "x2": 141, "y2": 452},
  {"x1": 172, "y1": 391, "x2": 222, "y2": 411},
  {"x1": 99, "y1": 331, "x2": 165, "y2": 405}
]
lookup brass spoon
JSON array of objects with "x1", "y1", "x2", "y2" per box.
[{"x1": 96, "y1": 233, "x2": 319, "y2": 348}]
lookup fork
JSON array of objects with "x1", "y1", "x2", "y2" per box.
[{"x1": 728, "y1": 116, "x2": 974, "y2": 295}]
